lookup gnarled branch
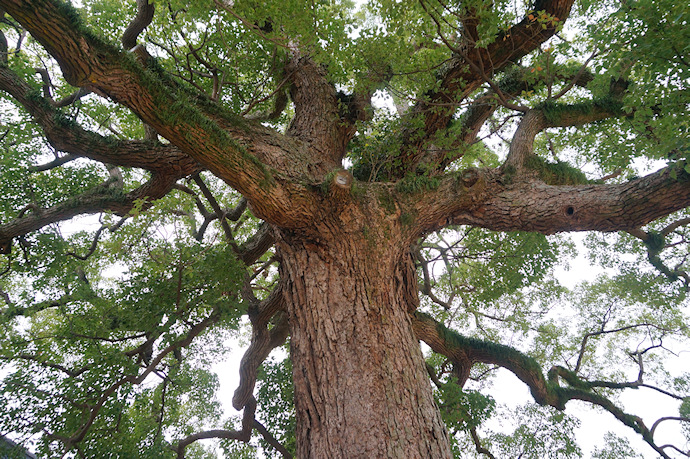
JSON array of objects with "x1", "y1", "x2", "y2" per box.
[{"x1": 411, "y1": 311, "x2": 685, "y2": 459}]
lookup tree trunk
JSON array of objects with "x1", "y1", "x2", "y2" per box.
[{"x1": 275, "y1": 211, "x2": 452, "y2": 458}]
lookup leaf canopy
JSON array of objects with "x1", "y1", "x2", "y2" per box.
[{"x1": 0, "y1": 0, "x2": 688, "y2": 457}]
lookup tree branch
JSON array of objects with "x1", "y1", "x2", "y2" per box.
[
  {"x1": 626, "y1": 227, "x2": 690, "y2": 289},
  {"x1": 503, "y1": 100, "x2": 625, "y2": 171},
  {"x1": 0, "y1": 64, "x2": 200, "y2": 175},
  {"x1": 176, "y1": 397, "x2": 256, "y2": 459},
  {"x1": 0, "y1": 173, "x2": 177, "y2": 254},
  {"x1": 284, "y1": 54, "x2": 357, "y2": 167},
  {"x1": 239, "y1": 222, "x2": 275, "y2": 265},
  {"x1": 407, "y1": 165, "x2": 690, "y2": 242},
  {"x1": 394, "y1": 0, "x2": 576, "y2": 177},
  {"x1": 411, "y1": 311, "x2": 684, "y2": 459},
  {"x1": 121, "y1": 0, "x2": 155, "y2": 50},
  {"x1": 253, "y1": 419, "x2": 294, "y2": 459},
  {"x1": 233, "y1": 295, "x2": 289, "y2": 410},
  {"x1": 423, "y1": 64, "x2": 596, "y2": 173},
  {"x1": 2, "y1": 0, "x2": 319, "y2": 227},
  {"x1": 470, "y1": 426, "x2": 496, "y2": 459}
]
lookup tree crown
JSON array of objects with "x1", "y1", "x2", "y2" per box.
[{"x1": 0, "y1": 0, "x2": 689, "y2": 457}]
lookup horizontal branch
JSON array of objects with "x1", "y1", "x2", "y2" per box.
[
  {"x1": 0, "y1": 173, "x2": 176, "y2": 254},
  {"x1": 0, "y1": 64, "x2": 200, "y2": 176},
  {"x1": 503, "y1": 100, "x2": 625, "y2": 171},
  {"x1": 176, "y1": 397, "x2": 256, "y2": 459},
  {"x1": 407, "y1": 165, "x2": 690, "y2": 240}
]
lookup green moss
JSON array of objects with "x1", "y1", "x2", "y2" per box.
[
  {"x1": 362, "y1": 224, "x2": 376, "y2": 247},
  {"x1": 395, "y1": 173, "x2": 440, "y2": 194},
  {"x1": 376, "y1": 189, "x2": 396, "y2": 214},
  {"x1": 400, "y1": 211, "x2": 415, "y2": 226},
  {"x1": 56, "y1": 0, "x2": 119, "y2": 51},
  {"x1": 548, "y1": 366, "x2": 591, "y2": 390},
  {"x1": 538, "y1": 97, "x2": 623, "y2": 125},
  {"x1": 421, "y1": 311, "x2": 545, "y2": 383},
  {"x1": 128, "y1": 61, "x2": 273, "y2": 184},
  {"x1": 56, "y1": 1, "x2": 87, "y2": 29},
  {"x1": 642, "y1": 231, "x2": 682, "y2": 282},
  {"x1": 52, "y1": 111, "x2": 78, "y2": 129},
  {"x1": 44, "y1": 1, "x2": 272, "y2": 190},
  {"x1": 350, "y1": 182, "x2": 366, "y2": 200},
  {"x1": 525, "y1": 156, "x2": 590, "y2": 185}
]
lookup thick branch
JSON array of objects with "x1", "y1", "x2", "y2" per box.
[
  {"x1": 285, "y1": 55, "x2": 358, "y2": 167},
  {"x1": 233, "y1": 301, "x2": 289, "y2": 410},
  {"x1": 426, "y1": 65, "x2": 595, "y2": 172},
  {"x1": 0, "y1": 173, "x2": 176, "y2": 253},
  {"x1": 0, "y1": 64, "x2": 200, "y2": 175},
  {"x1": 412, "y1": 311, "x2": 549, "y2": 398},
  {"x1": 395, "y1": 0, "x2": 575, "y2": 176},
  {"x1": 121, "y1": 0, "x2": 155, "y2": 50},
  {"x1": 2, "y1": 0, "x2": 319, "y2": 227},
  {"x1": 411, "y1": 311, "x2": 681, "y2": 459},
  {"x1": 503, "y1": 101, "x2": 624, "y2": 171},
  {"x1": 407, "y1": 166, "x2": 690, "y2": 241}
]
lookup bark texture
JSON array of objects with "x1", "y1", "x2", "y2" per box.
[
  {"x1": 1, "y1": 1, "x2": 689, "y2": 457},
  {"x1": 275, "y1": 205, "x2": 451, "y2": 458}
]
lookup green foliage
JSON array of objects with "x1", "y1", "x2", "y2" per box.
[
  {"x1": 348, "y1": 115, "x2": 405, "y2": 182},
  {"x1": 1, "y1": 0, "x2": 689, "y2": 457},
  {"x1": 486, "y1": 404, "x2": 581, "y2": 459},
  {"x1": 255, "y1": 353, "x2": 296, "y2": 458},
  {"x1": 0, "y1": 187, "x2": 248, "y2": 456},
  {"x1": 552, "y1": 0, "x2": 690, "y2": 171},
  {"x1": 435, "y1": 383, "x2": 495, "y2": 431},
  {"x1": 591, "y1": 432, "x2": 644, "y2": 459}
]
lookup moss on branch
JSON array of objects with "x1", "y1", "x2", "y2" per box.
[
  {"x1": 537, "y1": 97, "x2": 624, "y2": 126},
  {"x1": 412, "y1": 311, "x2": 673, "y2": 457},
  {"x1": 395, "y1": 173, "x2": 440, "y2": 194},
  {"x1": 524, "y1": 156, "x2": 591, "y2": 185}
]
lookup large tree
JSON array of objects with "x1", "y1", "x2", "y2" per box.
[{"x1": 0, "y1": 0, "x2": 689, "y2": 457}]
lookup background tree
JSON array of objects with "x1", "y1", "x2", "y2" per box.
[{"x1": 0, "y1": 0, "x2": 688, "y2": 457}]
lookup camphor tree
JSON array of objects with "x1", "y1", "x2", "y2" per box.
[{"x1": 0, "y1": 0, "x2": 689, "y2": 457}]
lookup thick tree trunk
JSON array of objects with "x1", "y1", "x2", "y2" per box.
[{"x1": 276, "y1": 218, "x2": 452, "y2": 458}]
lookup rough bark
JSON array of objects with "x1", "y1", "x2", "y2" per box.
[
  {"x1": 274, "y1": 204, "x2": 451, "y2": 458},
  {"x1": 1, "y1": 1, "x2": 689, "y2": 457},
  {"x1": 408, "y1": 167, "x2": 690, "y2": 238},
  {"x1": 1, "y1": 0, "x2": 320, "y2": 228}
]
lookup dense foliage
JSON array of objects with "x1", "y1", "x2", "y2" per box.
[{"x1": 0, "y1": 0, "x2": 688, "y2": 457}]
